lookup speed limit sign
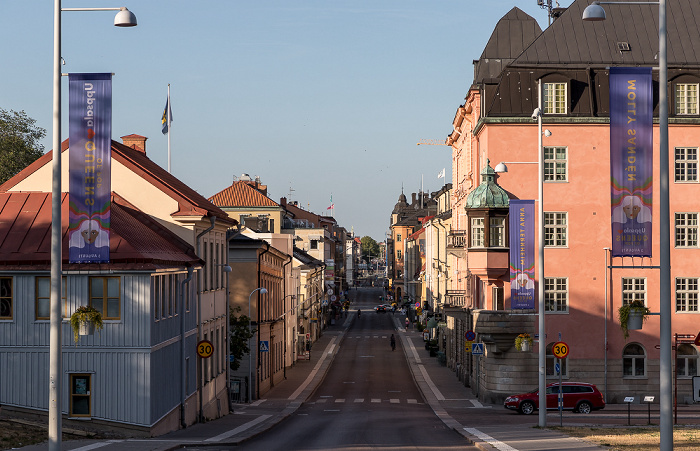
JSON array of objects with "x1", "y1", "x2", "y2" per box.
[
  {"x1": 552, "y1": 341, "x2": 569, "y2": 359},
  {"x1": 197, "y1": 340, "x2": 214, "y2": 359}
]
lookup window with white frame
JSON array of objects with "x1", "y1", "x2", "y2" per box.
[
  {"x1": 676, "y1": 277, "x2": 699, "y2": 312},
  {"x1": 544, "y1": 212, "x2": 567, "y2": 247},
  {"x1": 675, "y1": 213, "x2": 698, "y2": 248},
  {"x1": 675, "y1": 147, "x2": 698, "y2": 182},
  {"x1": 471, "y1": 218, "x2": 485, "y2": 248},
  {"x1": 623, "y1": 343, "x2": 646, "y2": 377},
  {"x1": 676, "y1": 344, "x2": 698, "y2": 377},
  {"x1": 397, "y1": 249, "x2": 402, "y2": 260},
  {"x1": 622, "y1": 277, "x2": 646, "y2": 306},
  {"x1": 545, "y1": 277, "x2": 568, "y2": 312},
  {"x1": 544, "y1": 82, "x2": 567, "y2": 114},
  {"x1": 675, "y1": 83, "x2": 699, "y2": 115},
  {"x1": 544, "y1": 146, "x2": 567, "y2": 181},
  {"x1": 489, "y1": 217, "x2": 505, "y2": 247},
  {"x1": 546, "y1": 342, "x2": 568, "y2": 377}
]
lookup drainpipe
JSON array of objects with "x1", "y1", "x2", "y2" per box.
[
  {"x1": 282, "y1": 255, "x2": 292, "y2": 379},
  {"x1": 196, "y1": 216, "x2": 216, "y2": 423},
  {"x1": 256, "y1": 242, "x2": 270, "y2": 400},
  {"x1": 180, "y1": 266, "x2": 194, "y2": 429},
  {"x1": 225, "y1": 225, "x2": 242, "y2": 411}
]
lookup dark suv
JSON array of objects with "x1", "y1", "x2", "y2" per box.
[{"x1": 504, "y1": 382, "x2": 605, "y2": 415}]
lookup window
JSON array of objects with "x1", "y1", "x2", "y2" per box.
[
  {"x1": 675, "y1": 213, "x2": 698, "y2": 248},
  {"x1": 310, "y1": 240, "x2": 318, "y2": 250},
  {"x1": 471, "y1": 218, "x2": 485, "y2": 248},
  {"x1": 623, "y1": 343, "x2": 646, "y2": 377},
  {"x1": 489, "y1": 217, "x2": 505, "y2": 247},
  {"x1": 676, "y1": 83, "x2": 699, "y2": 115},
  {"x1": 675, "y1": 147, "x2": 698, "y2": 182},
  {"x1": 544, "y1": 82, "x2": 567, "y2": 114},
  {"x1": 544, "y1": 212, "x2": 567, "y2": 247},
  {"x1": 397, "y1": 234, "x2": 402, "y2": 242},
  {"x1": 397, "y1": 249, "x2": 402, "y2": 259},
  {"x1": 676, "y1": 278, "x2": 699, "y2": 312},
  {"x1": 36, "y1": 277, "x2": 67, "y2": 320},
  {"x1": 546, "y1": 342, "x2": 568, "y2": 377},
  {"x1": 544, "y1": 146, "x2": 567, "y2": 181},
  {"x1": 70, "y1": 374, "x2": 92, "y2": 417},
  {"x1": 545, "y1": 277, "x2": 568, "y2": 312},
  {"x1": 0, "y1": 277, "x2": 12, "y2": 320},
  {"x1": 676, "y1": 344, "x2": 698, "y2": 377},
  {"x1": 90, "y1": 277, "x2": 120, "y2": 320},
  {"x1": 622, "y1": 278, "x2": 646, "y2": 306}
]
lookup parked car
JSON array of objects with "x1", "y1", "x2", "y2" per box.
[
  {"x1": 375, "y1": 305, "x2": 386, "y2": 313},
  {"x1": 504, "y1": 382, "x2": 605, "y2": 415}
]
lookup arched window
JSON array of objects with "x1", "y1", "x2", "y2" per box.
[
  {"x1": 623, "y1": 343, "x2": 646, "y2": 377},
  {"x1": 676, "y1": 344, "x2": 699, "y2": 378},
  {"x1": 546, "y1": 342, "x2": 568, "y2": 377}
]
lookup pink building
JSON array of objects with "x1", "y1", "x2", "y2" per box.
[{"x1": 445, "y1": 2, "x2": 700, "y2": 405}]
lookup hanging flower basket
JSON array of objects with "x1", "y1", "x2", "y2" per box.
[
  {"x1": 618, "y1": 300, "x2": 651, "y2": 340},
  {"x1": 515, "y1": 333, "x2": 533, "y2": 352},
  {"x1": 70, "y1": 305, "x2": 104, "y2": 343}
]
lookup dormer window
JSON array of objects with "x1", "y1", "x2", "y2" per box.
[
  {"x1": 676, "y1": 83, "x2": 699, "y2": 115},
  {"x1": 544, "y1": 82, "x2": 567, "y2": 114}
]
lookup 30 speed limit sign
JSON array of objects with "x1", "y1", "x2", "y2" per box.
[
  {"x1": 552, "y1": 341, "x2": 569, "y2": 359},
  {"x1": 197, "y1": 340, "x2": 214, "y2": 359}
]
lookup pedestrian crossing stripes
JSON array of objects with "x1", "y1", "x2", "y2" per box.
[
  {"x1": 313, "y1": 398, "x2": 420, "y2": 404},
  {"x1": 347, "y1": 336, "x2": 392, "y2": 339}
]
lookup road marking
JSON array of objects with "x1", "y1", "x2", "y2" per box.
[
  {"x1": 359, "y1": 355, "x2": 374, "y2": 358},
  {"x1": 205, "y1": 415, "x2": 271, "y2": 442},
  {"x1": 288, "y1": 336, "x2": 338, "y2": 400},
  {"x1": 343, "y1": 381, "x2": 355, "y2": 384},
  {"x1": 324, "y1": 409, "x2": 340, "y2": 412},
  {"x1": 250, "y1": 399, "x2": 266, "y2": 406},
  {"x1": 354, "y1": 398, "x2": 364, "y2": 403},
  {"x1": 418, "y1": 364, "x2": 445, "y2": 401},
  {"x1": 317, "y1": 399, "x2": 327, "y2": 403},
  {"x1": 464, "y1": 428, "x2": 518, "y2": 451},
  {"x1": 404, "y1": 333, "x2": 422, "y2": 364},
  {"x1": 70, "y1": 441, "x2": 124, "y2": 451},
  {"x1": 470, "y1": 399, "x2": 484, "y2": 408},
  {"x1": 388, "y1": 390, "x2": 401, "y2": 393},
  {"x1": 389, "y1": 399, "x2": 399, "y2": 403},
  {"x1": 407, "y1": 399, "x2": 417, "y2": 404},
  {"x1": 371, "y1": 398, "x2": 381, "y2": 403},
  {"x1": 335, "y1": 398, "x2": 345, "y2": 403}
]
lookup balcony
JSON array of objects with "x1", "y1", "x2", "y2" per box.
[
  {"x1": 445, "y1": 289, "x2": 467, "y2": 307},
  {"x1": 447, "y1": 230, "x2": 466, "y2": 258}
]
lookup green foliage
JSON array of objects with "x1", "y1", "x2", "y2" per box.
[
  {"x1": 69, "y1": 305, "x2": 104, "y2": 343},
  {"x1": 229, "y1": 306, "x2": 256, "y2": 371},
  {"x1": 618, "y1": 300, "x2": 651, "y2": 340},
  {"x1": 360, "y1": 236, "x2": 380, "y2": 262},
  {"x1": 0, "y1": 109, "x2": 45, "y2": 185}
]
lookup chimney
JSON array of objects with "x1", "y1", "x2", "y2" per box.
[
  {"x1": 121, "y1": 134, "x2": 147, "y2": 155},
  {"x1": 411, "y1": 193, "x2": 417, "y2": 205},
  {"x1": 280, "y1": 197, "x2": 287, "y2": 208}
]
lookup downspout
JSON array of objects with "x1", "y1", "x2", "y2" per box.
[
  {"x1": 225, "y1": 224, "x2": 243, "y2": 411},
  {"x1": 256, "y1": 242, "x2": 271, "y2": 400},
  {"x1": 196, "y1": 216, "x2": 216, "y2": 423},
  {"x1": 180, "y1": 266, "x2": 194, "y2": 429},
  {"x1": 282, "y1": 255, "x2": 292, "y2": 379}
]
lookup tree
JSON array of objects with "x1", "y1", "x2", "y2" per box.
[
  {"x1": 0, "y1": 109, "x2": 46, "y2": 185},
  {"x1": 229, "y1": 306, "x2": 256, "y2": 371},
  {"x1": 361, "y1": 236, "x2": 380, "y2": 263}
]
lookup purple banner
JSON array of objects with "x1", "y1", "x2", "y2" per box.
[
  {"x1": 610, "y1": 67, "x2": 653, "y2": 257},
  {"x1": 68, "y1": 73, "x2": 112, "y2": 263},
  {"x1": 509, "y1": 200, "x2": 535, "y2": 309}
]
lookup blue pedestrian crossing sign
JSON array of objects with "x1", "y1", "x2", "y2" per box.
[
  {"x1": 471, "y1": 343, "x2": 484, "y2": 355},
  {"x1": 259, "y1": 340, "x2": 269, "y2": 352}
]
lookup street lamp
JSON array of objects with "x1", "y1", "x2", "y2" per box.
[
  {"x1": 583, "y1": 2, "x2": 671, "y2": 449},
  {"x1": 247, "y1": 287, "x2": 267, "y2": 403},
  {"x1": 49, "y1": 3, "x2": 136, "y2": 450}
]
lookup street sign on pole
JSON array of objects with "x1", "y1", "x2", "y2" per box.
[
  {"x1": 472, "y1": 343, "x2": 484, "y2": 355},
  {"x1": 259, "y1": 341, "x2": 269, "y2": 352}
]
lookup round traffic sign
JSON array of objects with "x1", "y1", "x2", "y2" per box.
[
  {"x1": 465, "y1": 330, "x2": 476, "y2": 341},
  {"x1": 197, "y1": 340, "x2": 214, "y2": 359},
  {"x1": 552, "y1": 341, "x2": 569, "y2": 359}
]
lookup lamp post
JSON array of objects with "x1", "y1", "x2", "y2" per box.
[
  {"x1": 49, "y1": 4, "x2": 136, "y2": 450},
  {"x1": 583, "y1": 2, "x2": 670, "y2": 449},
  {"x1": 494, "y1": 79, "x2": 547, "y2": 427},
  {"x1": 247, "y1": 287, "x2": 267, "y2": 403}
]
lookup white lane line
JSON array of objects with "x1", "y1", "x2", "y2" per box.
[
  {"x1": 418, "y1": 364, "x2": 445, "y2": 401},
  {"x1": 464, "y1": 428, "x2": 518, "y2": 451},
  {"x1": 470, "y1": 399, "x2": 484, "y2": 408},
  {"x1": 335, "y1": 398, "x2": 345, "y2": 403},
  {"x1": 407, "y1": 399, "x2": 417, "y2": 404},
  {"x1": 317, "y1": 399, "x2": 327, "y2": 403},
  {"x1": 288, "y1": 336, "x2": 338, "y2": 400},
  {"x1": 205, "y1": 415, "x2": 272, "y2": 442},
  {"x1": 389, "y1": 399, "x2": 399, "y2": 404},
  {"x1": 354, "y1": 398, "x2": 364, "y2": 403},
  {"x1": 250, "y1": 399, "x2": 266, "y2": 406},
  {"x1": 70, "y1": 441, "x2": 124, "y2": 451},
  {"x1": 371, "y1": 398, "x2": 381, "y2": 403},
  {"x1": 404, "y1": 333, "x2": 422, "y2": 364}
]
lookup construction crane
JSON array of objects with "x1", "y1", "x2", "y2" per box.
[{"x1": 416, "y1": 139, "x2": 448, "y2": 146}]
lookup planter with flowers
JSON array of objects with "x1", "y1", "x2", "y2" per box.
[
  {"x1": 618, "y1": 300, "x2": 651, "y2": 340},
  {"x1": 515, "y1": 333, "x2": 533, "y2": 352},
  {"x1": 70, "y1": 305, "x2": 104, "y2": 343}
]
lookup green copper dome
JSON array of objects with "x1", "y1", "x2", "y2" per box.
[{"x1": 466, "y1": 160, "x2": 510, "y2": 208}]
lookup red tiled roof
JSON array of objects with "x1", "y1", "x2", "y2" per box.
[
  {"x1": 208, "y1": 181, "x2": 279, "y2": 208},
  {"x1": 0, "y1": 139, "x2": 236, "y2": 227},
  {"x1": 0, "y1": 192, "x2": 202, "y2": 271}
]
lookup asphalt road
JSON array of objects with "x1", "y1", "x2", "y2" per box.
[{"x1": 210, "y1": 287, "x2": 475, "y2": 450}]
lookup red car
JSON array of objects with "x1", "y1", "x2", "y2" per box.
[{"x1": 504, "y1": 382, "x2": 605, "y2": 415}]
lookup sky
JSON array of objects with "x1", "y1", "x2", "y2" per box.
[{"x1": 1, "y1": 1, "x2": 572, "y2": 242}]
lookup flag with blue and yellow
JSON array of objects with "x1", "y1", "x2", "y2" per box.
[{"x1": 161, "y1": 97, "x2": 172, "y2": 134}]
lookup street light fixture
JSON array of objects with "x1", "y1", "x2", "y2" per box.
[
  {"x1": 247, "y1": 287, "x2": 267, "y2": 403},
  {"x1": 583, "y1": 2, "x2": 671, "y2": 449},
  {"x1": 49, "y1": 3, "x2": 136, "y2": 450}
]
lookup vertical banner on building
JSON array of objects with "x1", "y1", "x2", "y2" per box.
[
  {"x1": 509, "y1": 200, "x2": 535, "y2": 309},
  {"x1": 68, "y1": 73, "x2": 112, "y2": 263},
  {"x1": 610, "y1": 67, "x2": 653, "y2": 257}
]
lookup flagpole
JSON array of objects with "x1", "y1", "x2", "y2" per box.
[{"x1": 167, "y1": 84, "x2": 171, "y2": 173}]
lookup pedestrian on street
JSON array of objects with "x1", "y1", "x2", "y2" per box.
[
  {"x1": 390, "y1": 334, "x2": 396, "y2": 351},
  {"x1": 405, "y1": 317, "x2": 409, "y2": 330}
]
